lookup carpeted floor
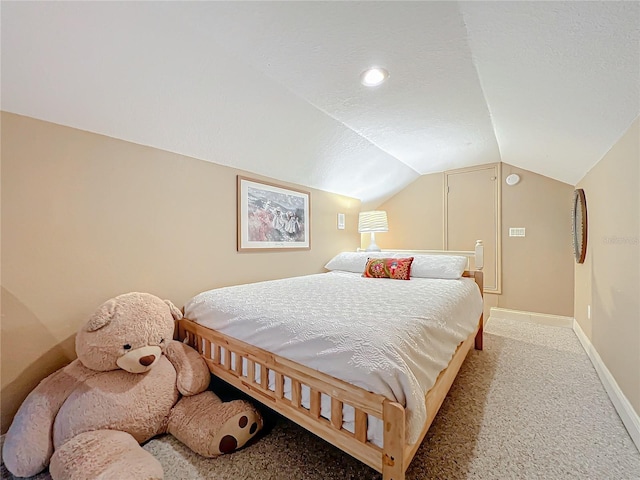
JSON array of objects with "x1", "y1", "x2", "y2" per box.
[{"x1": 3, "y1": 318, "x2": 639, "y2": 479}]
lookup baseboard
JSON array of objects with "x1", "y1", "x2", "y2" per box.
[
  {"x1": 573, "y1": 319, "x2": 640, "y2": 453},
  {"x1": 489, "y1": 307, "x2": 573, "y2": 328}
]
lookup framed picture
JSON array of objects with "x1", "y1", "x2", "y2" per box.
[{"x1": 237, "y1": 176, "x2": 311, "y2": 251}]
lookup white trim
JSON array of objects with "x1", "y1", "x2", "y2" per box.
[
  {"x1": 573, "y1": 319, "x2": 640, "y2": 454},
  {"x1": 489, "y1": 307, "x2": 574, "y2": 328}
]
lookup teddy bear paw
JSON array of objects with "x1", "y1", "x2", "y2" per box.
[
  {"x1": 168, "y1": 391, "x2": 263, "y2": 457},
  {"x1": 213, "y1": 404, "x2": 262, "y2": 454}
]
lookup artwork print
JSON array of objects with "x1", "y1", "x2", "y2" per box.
[{"x1": 237, "y1": 176, "x2": 310, "y2": 251}]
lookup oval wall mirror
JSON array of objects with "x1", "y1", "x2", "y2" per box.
[{"x1": 572, "y1": 188, "x2": 588, "y2": 263}]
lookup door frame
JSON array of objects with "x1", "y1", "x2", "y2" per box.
[{"x1": 444, "y1": 162, "x2": 502, "y2": 294}]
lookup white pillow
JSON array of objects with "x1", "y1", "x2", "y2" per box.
[
  {"x1": 410, "y1": 255, "x2": 468, "y2": 279},
  {"x1": 324, "y1": 252, "x2": 391, "y2": 273},
  {"x1": 325, "y1": 252, "x2": 468, "y2": 278}
]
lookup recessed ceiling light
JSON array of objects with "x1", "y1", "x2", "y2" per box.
[{"x1": 360, "y1": 67, "x2": 389, "y2": 87}]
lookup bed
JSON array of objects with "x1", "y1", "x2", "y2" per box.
[{"x1": 178, "y1": 242, "x2": 484, "y2": 480}]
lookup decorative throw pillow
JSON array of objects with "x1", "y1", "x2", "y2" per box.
[{"x1": 363, "y1": 257, "x2": 414, "y2": 280}]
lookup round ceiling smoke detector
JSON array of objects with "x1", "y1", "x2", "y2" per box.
[
  {"x1": 506, "y1": 173, "x2": 521, "y2": 186},
  {"x1": 360, "y1": 67, "x2": 389, "y2": 87}
]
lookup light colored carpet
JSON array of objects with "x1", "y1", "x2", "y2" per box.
[{"x1": 3, "y1": 318, "x2": 639, "y2": 479}]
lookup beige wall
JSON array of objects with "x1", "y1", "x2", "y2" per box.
[
  {"x1": 376, "y1": 163, "x2": 575, "y2": 318},
  {"x1": 575, "y1": 117, "x2": 639, "y2": 416},
  {"x1": 1, "y1": 112, "x2": 361, "y2": 432},
  {"x1": 371, "y1": 173, "x2": 445, "y2": 251},
  {"x1": 500, "y1": 164, "x2": 575, "y2": 315}
]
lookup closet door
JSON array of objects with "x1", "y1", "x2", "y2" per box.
[{"x1": 445, "y1": 163, "x2": 501, "y2": 293}]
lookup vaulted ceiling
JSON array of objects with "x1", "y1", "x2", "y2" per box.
[{"x1": 2, "y1": 2, "x2": 639, "y2": 206}]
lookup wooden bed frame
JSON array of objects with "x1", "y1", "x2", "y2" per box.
[{"x1": 178, "y1": 243, "x2": 484, "y2": 480}]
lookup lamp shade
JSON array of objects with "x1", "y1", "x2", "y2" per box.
[{"x1": 358, "y1": 211, "x2": 389, "y2": 233}]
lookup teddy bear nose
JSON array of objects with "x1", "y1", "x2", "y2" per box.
[{"x1": 139, "y1": 355, "x2": 156, "y2": 366}]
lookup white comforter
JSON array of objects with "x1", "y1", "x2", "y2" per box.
[{"x1": 184, "y1": 271, "x2": 483, "y2": 445}]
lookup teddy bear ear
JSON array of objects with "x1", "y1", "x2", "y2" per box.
[
  {"x1": 86, "y1": 298, "x2": 117, "y2": 332},
  {"x1": 164, "y1": 299, "x2": 183, "y2": 321}
]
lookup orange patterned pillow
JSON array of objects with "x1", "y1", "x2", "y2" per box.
[{"x1": 363, "y1": 257, "x2": 414, "y2": 280}]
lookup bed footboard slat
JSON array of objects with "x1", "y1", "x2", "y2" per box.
[
  {"x1": 310, "y1": 389, "x2": 321, "y2": 418},
  {"x1": 234, "y1": 354, "x2": 243, "y2": 375},
  {"x1": 247, "y1": 359, "x2": 255, "y2": 384},
  {"x1": 204, "y1": 338, "x2": 211, "y2": 359},
  {"x1": 212, "y1": 343, "x2": 220, "y2": 365},
  {"x1": 292, "y1": 379, "x2": 302, "y2": 407},
  {"x1": 275, "y1": 372, "x2": 284, "y2": 399},
  {"x1": 223, "y1": 348, "x2": 231, "y2": 370},
  {"x1": 331, "y1": 398, "x2": 343, "y2": 429},
  {"x1": 355, "y1": 408, "x2": 368, "y2": 443}
]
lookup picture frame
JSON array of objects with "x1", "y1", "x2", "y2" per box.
[{"x1": 237, "y1": 176, "x2": 311, "y2": 251}]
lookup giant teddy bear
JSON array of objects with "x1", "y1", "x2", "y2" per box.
[{"x1": 2, "y1": 292, "x2": 263, "y2": 479}]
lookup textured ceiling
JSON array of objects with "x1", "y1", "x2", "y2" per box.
[{"x1": 2, "y1": 1, "x2": 639, "y2": 206}]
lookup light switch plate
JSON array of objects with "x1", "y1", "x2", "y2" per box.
[
  {"x1": 337, "y1": 213, "x2": 345, "y2": 230},
  {"x1": 509, "y1": 227, "x2": 526, "y2": 237}
]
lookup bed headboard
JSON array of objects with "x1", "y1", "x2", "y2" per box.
[{"x1": 357, "y1": 240, "x2": 484, "y2": 272}]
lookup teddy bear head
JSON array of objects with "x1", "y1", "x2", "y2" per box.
[{"x1": 76, "y1": 292, "x2": 182, "y2": 373}]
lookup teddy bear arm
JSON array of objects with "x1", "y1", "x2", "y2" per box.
[
  {"x1": 164, "y1": 340, "x2": 210, "y2": 396},
  {"x1": 2, "y1": 360, "x2": 93, "y2": 478}
]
